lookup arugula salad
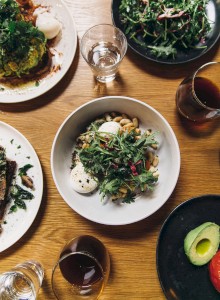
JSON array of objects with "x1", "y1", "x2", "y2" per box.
[
  {"x1": 71, "y1": 112, "x2": 160, "y2": 204},
  {"x1": 119, "y1": 0, "x2": 212, "y2": 59}
]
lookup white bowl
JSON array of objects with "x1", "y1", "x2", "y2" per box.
[{"x1": 51, "y1": 96, "x2": 181, "y2": 225}]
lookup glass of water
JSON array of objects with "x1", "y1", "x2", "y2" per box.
[
  {"x1": 81, "y1": 24, "x2": 127, "y2": 83},
  {"x1": 0, "y1": 260, "x2": 44, "y2": 300},
  {"x1": 51, "y1": 235, "x2": 110, "y2": 300}
]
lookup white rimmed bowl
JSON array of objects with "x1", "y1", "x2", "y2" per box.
[{"x1": 51, "y1": 96, "x2": 181, "y2": 225}]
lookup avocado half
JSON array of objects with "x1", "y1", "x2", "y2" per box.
[{"x1": 184, "y1": 222, "x2": 220, "y2": 266}]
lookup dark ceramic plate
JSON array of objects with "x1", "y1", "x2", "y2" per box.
[
  {"x1": 156, "y1": 195, "x2": 220, "y2": 300},
  {"x1": 112, "y1": 0, "x2": 220, "y2": 64}
]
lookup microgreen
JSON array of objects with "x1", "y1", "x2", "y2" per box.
[{"x1": 119, "y1": 0, "x2": 211, "y2": 58}]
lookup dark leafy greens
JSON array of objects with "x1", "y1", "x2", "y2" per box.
[
  {"x1": 0, "y1": 0, "x2": 20, "y2": 22},
  {"x1": 9, "y1": 184, "x2": 34, "y2": 212},
  {"x1": 119, "y1": 0, "x2": 212, "y2": 58},
  {"x1": 18, "y1": 163, "x2": 33, "y2": 177}
]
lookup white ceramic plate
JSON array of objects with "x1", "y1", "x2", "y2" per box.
[
  {"x1": 0, "y1": 122, "x2": 43, "y2": 252},
  {"x1": 0, "y1": 0, "x2": 77, "y2": 103},
  {"x1": 51, "y1": 96, "x2": 181, "y2": 225}
]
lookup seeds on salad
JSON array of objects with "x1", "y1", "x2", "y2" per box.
[
  {"x1": 113, "y1": 116, "x2": 123, "y2": 122},
  {"x1": 153, "y1": 170, "x2": 160, "y2": 178},
  {"x1": 132, "y1": 117, "x2": 139, "y2": 128},
  {"x1": 153, "y1": 156, "x2": 159, "y2": 167},
  {"x1": 104, "y1": 113, "x2": 112, "y2": 122},
  {"x1": 120, "y1": 118, "x2": 132, "y2": 126},
  {"x1": 150, "y1": 143, "x2": 158, "y2": 150}
]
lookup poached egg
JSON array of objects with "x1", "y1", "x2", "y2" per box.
[
  {"x1": 36, "y1": 13, "x2": 62, "y2": 39},
  {"x1": 70, "y1": 161, "x2": 98, "y2": 194},
  {"x1": 98, "y1": 121, "x2": 121, "y2": 137}
]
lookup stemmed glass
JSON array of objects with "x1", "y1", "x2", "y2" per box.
[{"x1": 51, "y1": 235, "x2": 110, "y2": 300}]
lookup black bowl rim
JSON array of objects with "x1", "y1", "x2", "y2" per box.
[
  {"x1": 111, "y1": 0, "x2": 220, "y2": 65},
  {"x1": 156, "y1": 194, "x2": 220, "y2": 298}
]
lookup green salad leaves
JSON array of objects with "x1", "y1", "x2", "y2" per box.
[
  {"x1": 0, "y1": 0, "x2": 47, "y2": 78},
  {"x1": 0, "y1": 0, "x2": 20, "y2": 22},
  {"x1": 119, "y1": 0, "x2": 212, "y2": 58},
  {"x1": 73, "y1": 116, "x2": 159, "y2": 204}
]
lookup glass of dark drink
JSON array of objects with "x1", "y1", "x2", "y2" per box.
[
  {"x1": 51, "y1": 235, "x2": 110, "y2": 300},
  {"x1": 176, "y1": 62, "x2": 220, "y2": 122}
]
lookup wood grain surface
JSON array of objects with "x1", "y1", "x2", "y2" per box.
[{"x1": 0, "y1": 0, "x2": 220, "y2": 299}]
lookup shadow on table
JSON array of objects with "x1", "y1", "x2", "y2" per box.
[
  {"x1": 175, "y1": 111, "x2": 220, "y2": 137},
  {"x1": 126, "y1": 39, "x2": 220, "y2": 80},
  {"x1": 90, "y1": 189, "x2": 179, "y2": 242}
]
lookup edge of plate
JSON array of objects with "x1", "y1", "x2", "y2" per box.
[
  {"x1": 0, "y1": 121, "x2": 44, "y2": 252},
  {"x1": 51, "y1": 96, "x2": 181, "y2": 226},
  {"x1": 156, "y1": 194, "x2": 220, "y2": 298},
  {"x1": 111, "y1": 0, "x2": 220, "y2": 65},
  {"x1": 0, "y1": 0, "x2": 77, "y2": 104}
]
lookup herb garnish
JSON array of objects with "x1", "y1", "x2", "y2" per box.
[
  {"x1": 9, "y1": 184, "x2": 34, "y2": 212},
  {"x1": 18, "y1": 163, "x2": 34, "y2": 189},
  {"x1": 74, "y1": 120, "x2": 159, "y2": 203},
  {"x1": 119, "y1": 0, "x2": 212, "y2": 59},
  {"x1": 0, "y1": 0, "x2": 47, "y2": 77},
  {"x1": 18, "y1": 164, "x2": 33, "y2": 177}
]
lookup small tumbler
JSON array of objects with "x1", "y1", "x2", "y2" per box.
[
  {"x1": 81, "y1": 24, "x2": 127, "y2": 83},
  {"x1": 0, "y1": 260, "x2": 44, "y2": 300}
]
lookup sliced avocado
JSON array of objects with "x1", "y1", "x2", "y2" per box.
[{"x1": 184, "y1": 222, "x2": 220, "y2": 266}]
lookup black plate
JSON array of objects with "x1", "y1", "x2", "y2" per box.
[
  {"x1": 112, "y1": 0, "x2": 220, "y2": 64},
  {"x1": 156, "y1": 195, "x2": 220, "y2": 300}
]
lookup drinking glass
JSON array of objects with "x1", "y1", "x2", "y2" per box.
[
  {"x1": 0, "y1": 260, "x2": 44, "y2": 300},
  {"x1": 176, "y1": 62, "x2": 220, "y2": 122},
  {"x1": 51, "y1": 235, "x2": 110, "y2": 300},
  {"x1": 81, "y1": 24, "x2": 127, "y2": 83}
]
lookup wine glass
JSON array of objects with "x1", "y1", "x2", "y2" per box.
[{"x1": 51, "y1": 235, "x2": 110, "y2": 300}]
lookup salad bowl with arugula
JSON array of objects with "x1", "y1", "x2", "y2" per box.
[
  {"x1": 51, "y1": 96, "x2": 180, "y2": 225},
  {"x1": 71, "y1": 111, "x2": 160, "y2": 204},
  {"x1": 112, "y1": 0, "x2": 220, "y2": 64}
]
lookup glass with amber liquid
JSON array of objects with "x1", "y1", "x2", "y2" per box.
[
  {"x1": 51, "y1": 235, "x2": 110, "y2": 300},
  {"x1": 176, "y1": 62, "x2": 220, "y2": 122}
]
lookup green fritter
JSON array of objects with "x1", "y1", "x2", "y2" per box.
[{"x1": 0, "y1": 0, "x2": 47, "y2": 78}]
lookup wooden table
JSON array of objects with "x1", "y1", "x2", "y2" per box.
[{"x1": 0, "y1": 1, "x2": 220, "y2": 299}]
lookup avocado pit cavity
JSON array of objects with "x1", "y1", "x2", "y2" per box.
[
  {"x1": 196, "y1": 238, "x2": 211, "y2": 256},
  {"x1": 184, "y1": 222, "x2": 220, "y2": 266}
]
